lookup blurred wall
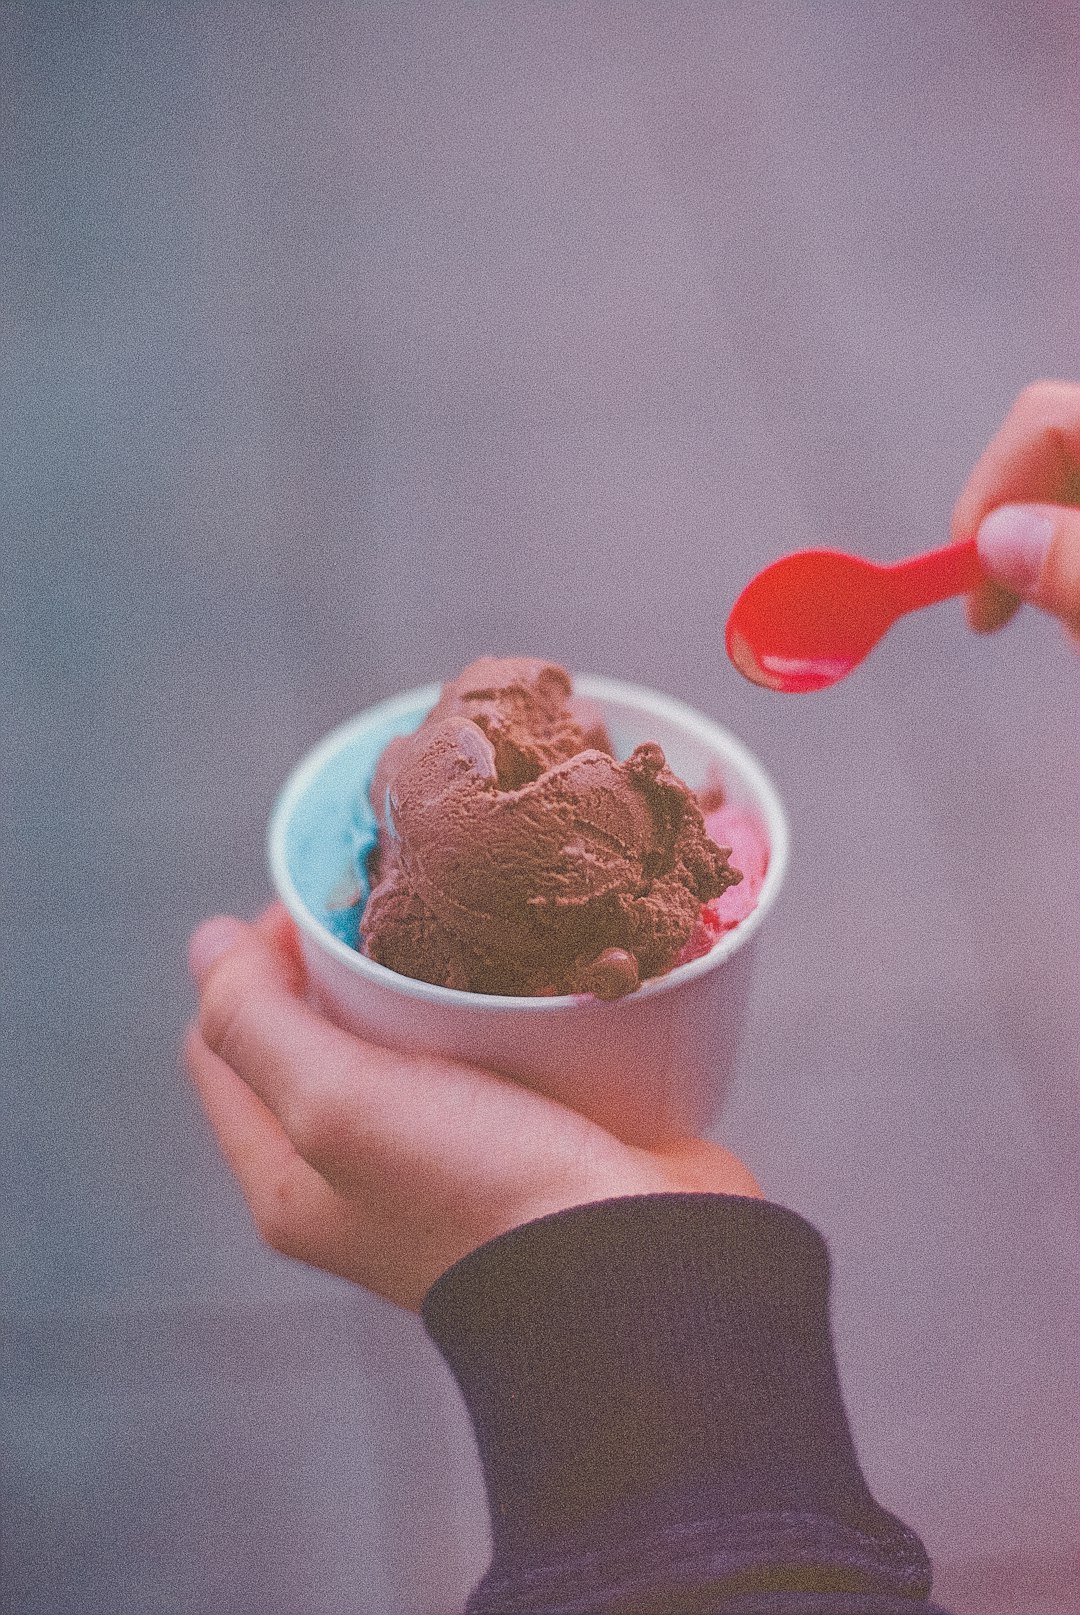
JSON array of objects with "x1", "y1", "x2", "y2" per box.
[{"x1": 3, "y1": 4, "x2": 1079, "y2": 1612}]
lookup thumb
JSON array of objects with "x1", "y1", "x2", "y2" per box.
[{"x1": 977, "y1": 504, "x2": 1080, "y2": 635}]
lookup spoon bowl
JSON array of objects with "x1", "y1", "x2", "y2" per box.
[{"x1": 726, "y1": 539, "x2": 983, "y2": 693}]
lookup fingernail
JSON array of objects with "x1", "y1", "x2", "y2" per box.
[
  {"x1": 188, "y1": 916, "x2": 246, "y2": 985},
  {"x1": 976, "y1": 505, "x2": 1053, "y2": 597}
]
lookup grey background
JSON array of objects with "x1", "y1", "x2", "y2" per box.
[{"x1": 4, "y1": 4, "x2": 1079, "y2": 1613}]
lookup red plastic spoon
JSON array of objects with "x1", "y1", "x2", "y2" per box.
[{"x1": 725, "y1": 538, "x2": 984, "y2": 693}]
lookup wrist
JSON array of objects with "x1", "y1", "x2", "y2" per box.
[{"x1": 497, "y1": 1138, "x2": 761, "y2": 1256}]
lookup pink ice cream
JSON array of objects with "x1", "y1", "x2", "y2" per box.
[{"x1": 675, "y1": 803, "x2": 771, "y2": 965}]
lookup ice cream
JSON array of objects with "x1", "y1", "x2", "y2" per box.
[
  {"x1": 675, "y1": 800, "x2": 770, "y2": 966},
  {"x1": 357, "y1": 656, "x2": 762, "y2": 1000}
]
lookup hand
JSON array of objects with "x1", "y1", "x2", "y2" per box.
[
  {"x1": 953, "y1": 379, "x2": 1080, "y2": 638},
  {"x1": 183, "y1": 904, "x2": 762, "y2": 1312}
]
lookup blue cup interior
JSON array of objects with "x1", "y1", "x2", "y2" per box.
[{"x1": 282, "y1": 699, "x2": 434, "y2": 949}]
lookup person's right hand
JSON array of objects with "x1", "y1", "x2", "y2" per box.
[{"x1": 952, "y1": 380, "x2": 1080, "y2": 639}]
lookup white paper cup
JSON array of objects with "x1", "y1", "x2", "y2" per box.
[{"x1": 267, "y1": 676, "x2": 789, "y2": 1147}]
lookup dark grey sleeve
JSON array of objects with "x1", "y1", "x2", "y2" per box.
[{"x1": 422, "y1": 1193, "x2": 953, "y2": 1615}]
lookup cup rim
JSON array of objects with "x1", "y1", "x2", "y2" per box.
[{"x1": 267, "y1": 673, "x2": 790, "y2": 1012}]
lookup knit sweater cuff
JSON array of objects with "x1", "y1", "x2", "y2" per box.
[{"x1": 422, "y1": 1193, "x2": 943, "y2": 1615}]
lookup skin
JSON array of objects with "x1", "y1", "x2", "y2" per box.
[
  {"x1": 184, "y1": 903, "x2": 761, "y2": 1313},
  {"x1": 187, "y1": 382, "x2": 1080, "y2": 1315},
  {"x1": 958, "y1": 379, "x2": 1080, "y2": 637}
]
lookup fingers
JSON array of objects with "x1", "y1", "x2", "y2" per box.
[
  {"x1": 183, "y1": 1022, "x2": 351, "y2": 1268},
  {"x1": 185, "y1": 910, "x2": 766, "y2": 1310},
  {"x1": 965, "y1": 576, "x2": 1022, "y2": 635},
  {"x1": 952, "y1": 381, "x2": 1080, "y2": 637},
  {"x1": 191, "y1": 913, "x2": 376, "y2": 1182},
  {"x1": 188, "y1": 904, "x2": 305, "y2": 992},
  {"x1": 951, "y1": 380, "x2": 1080, "y2": 546},
  {"x1": 1039, "y1": 513, "x2": 1080, "y2": 642},
  {"x1": 253, "y1": 902, "x2": 308, "y2": 989},
  {"x1": 974, "y1": 503, "x2": 1080, "y2": 638},
  {"x1": 189, "y1": 911, "x2": 553, "y2": 1195}
]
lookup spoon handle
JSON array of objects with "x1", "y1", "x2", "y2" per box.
[{"x1": 887, "y1": 537, "x2": 983, "y2": 614}]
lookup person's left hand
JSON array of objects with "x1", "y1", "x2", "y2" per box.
[{"x1": 183, "y1": 904, "x2": 761, "y2": 1312}]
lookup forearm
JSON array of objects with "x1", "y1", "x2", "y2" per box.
[{"x1": 422, "y1": 1193, "x2": 953, "y2": 1615}]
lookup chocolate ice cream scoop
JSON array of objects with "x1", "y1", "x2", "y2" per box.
[
  {"x1": 359, "y1": 657, "x2": 742, "y2": 998},
  {"x1": 416, "y1": 654, "x2": 612, "y2": 787}
]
